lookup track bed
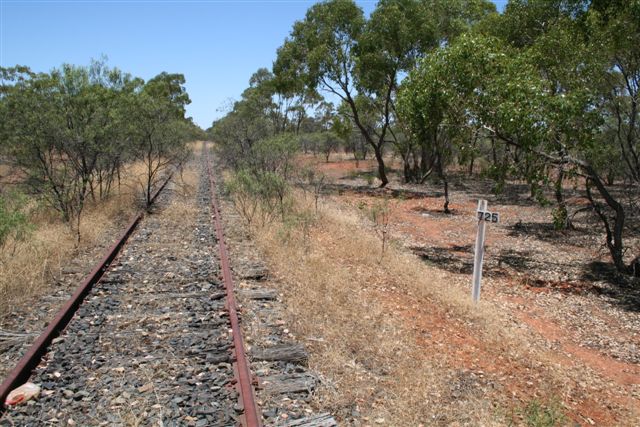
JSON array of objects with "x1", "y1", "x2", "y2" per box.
[{"x1": 2, "y1": 156, "x2": 239, "y2": 426}]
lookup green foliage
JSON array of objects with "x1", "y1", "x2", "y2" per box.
[
  {"x1": 330, "y1": 110, "x2": 361, "y2": 161},
  {"x1": 274, "y1": 0, "x2": 493, "y2": 186},
  {"x1": 486, "y1": 0, "x2": 588, "y2": 48},
  {"x1": 296, "y1": 167, "x2": 327, "y2": 214},
  {"x1": 275, "y1": 0, "x2": 365, "y2": 91},
  {"x1": 212, "y1": 68, "x2": 314, "y2": 169},
  {"x1": 0, "y1": 59, "x2": 193, "y2": 238},
  {"x1": 519, "y1": 398, "x2": 566, "y2": 427},
  {"x1": 300, "y1": 131, "x2": 341, "y2": 162},
  {"x1": 134, "y1": 72, "x2": 192, "y2": 207},
  {"x1": 226, "y1": 169, "x2": 291, "y2": 226},
  {"x1": 276, "y1": 209, "x2": 316, "y2": 251},
  {"x1": 225, "y1": 170, "x2": 262, "y2": 225},
  {"x1": 0, "y1": 191, "x2": 32, "y2": 253},
  {"x1": 212, "y1": 69, "x2": 308, "y2": 228},
  {"x1": 251, "y1": 134, "x2": 298, "y2": 178},
  {"x1": 1, "y1": 61, "x2": 138, "y2": 231},
  {"x1": 399, "y1": 1, "x2": 640, "y2": 273},
  {"x1": 217, "y1": 0, "x2": 640, "y2": 273},
  {"x1": 552, "y1": 206, "x2": 569, "y2": 231}
]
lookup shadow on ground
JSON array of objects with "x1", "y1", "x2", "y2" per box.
[
  {"x1": 325, "y1": 183, "x2": 438, "y2": 200},
  {"x1": 411, "y1": 245, "x2": 640, "y2": 312},
  {"x1": 580, "y1": 261, "x2": 640, "y2": 312},
  {"x1": 411, "y1": 206, "x2": 464, "y2": 217}
]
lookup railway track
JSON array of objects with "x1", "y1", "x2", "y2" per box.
[
  {"x1": 0, "y1": 144, "x2": 337, "y2": 427},
  {"x1": 0, "y1": 146, "x2": 262, "y2": 426}
]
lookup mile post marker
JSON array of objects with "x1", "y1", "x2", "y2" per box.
[{"x1": 472, "y1": 199, "x2": 499, "y2": 303}]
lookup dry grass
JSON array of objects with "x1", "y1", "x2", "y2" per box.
[
  {"x1": 0, "y1": 223, "x2": 76, "y2": 316},
  {"x1": 162, "y1": 161, "x2": 200, "y2": 224},
  {"x1": 0, "y1": 160, "x2": 174, "y2": 319},
  {"x1": 161, "y1": 141, "x2": 202, "y2": 223},
  {"x1": 248, "y1": 191, "x2": 576, "y2": 425},
  {"x1": 0, "y1": 142, "x2": 207, "y2": 318}
]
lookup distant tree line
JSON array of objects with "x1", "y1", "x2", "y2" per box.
[
  {"x1": 211, "y1": 0, "x2": 639, "y2": 276},
  {"x1": 0, "y1": 60, "x2": 200, "y2": 241}
]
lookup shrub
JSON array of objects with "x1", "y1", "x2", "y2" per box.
[
  {"x1": 520, "y1": 399, "x2": 566, "y2": 427},
  {"x1": 226, "y1": 170, "x2": 291, "y2": 226},
  {"x1": 0, "y1": 191, "x2": 32, "y2": 256}
]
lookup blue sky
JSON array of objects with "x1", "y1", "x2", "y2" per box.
[{"x1": 0, "y1": 0, "x2": 508, "y2": 129}]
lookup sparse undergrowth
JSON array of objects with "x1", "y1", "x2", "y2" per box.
[
  {"x1": 0, "y1": 148, "x2": 200, "y2": 320},
  {"x1": 519, "y1": 399, "x2": 566, "y2": 427},
  {"x1": 239, "y1": 189, "x2": 592, "y2": 425}
]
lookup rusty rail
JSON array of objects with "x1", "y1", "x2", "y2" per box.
[
  {"x1": 0, "y1": 171, "x2": 174, "y2": 414},
  {"x1": 204, "y1": 143, "x2": 262, "y2": 427}
]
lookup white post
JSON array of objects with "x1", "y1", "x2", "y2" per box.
[{"x1": 472, "y1": 199, "x2": 488, "y2": 303}]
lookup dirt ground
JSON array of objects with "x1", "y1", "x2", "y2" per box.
[{"x1": 306, "y1": 153, "x2": 640, "y2": 425}]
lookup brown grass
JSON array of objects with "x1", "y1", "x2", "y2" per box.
[
  {"x1": 248, "y1": 191, "x2": 580, "y2": 425},
  {"x1": 0, "y1": 140, "x2": 208, "y2": 319},
  {"x1": 162, "y1": 161, "x2": 200, "y2": 224},
  {"x1": 0, "y1": 159, "x2": 181, "y2": 320}
]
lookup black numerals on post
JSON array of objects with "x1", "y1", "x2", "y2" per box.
[{"x1": 477, "y1": 211, "x2": 499, "y2": 223}]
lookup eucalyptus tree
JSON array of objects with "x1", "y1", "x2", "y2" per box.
[
  {"x1": 274, "y1": 0, "x2": 495, "y2": 187},
  {"x1": 486, "y1": 0, "x2": 588, "y2": 48},
  {"x1": 585, "y1": 0, "x2": 640, "y2": 273},
  {"x1": 589, "y1": 0, "x2": 640, "y2": 187},
  {"x1": 359, "y1": 0, "x2": 495, "y2": 184},
  {"x1": 398, "y1": 45, "x2": 470, "y2": 212},
  {"x1": 405, "y1": 33, "x2": 592, "y2": 221},
  {"x1": 479, "y1": 0, "x2": 595, "y2": 227},
  {"x1": 0, "y1": 61, "x2": 140, "y2": 240},
  {"x1": 332, "y1": 105, "x2": 368, "y2": 164},
  {"x1": 401, "y1": 0, "x2": 640, "y2": 275},
  {"x1": 212, "y1": 73, "x2": 277, "y2": 169},
  {"x1": 273, "y1": 1, "x2": 375, "y2": 173},
  {"x1": 133, "y1": 72, "x2": 192, "y2": 208},
  {"x1": 484, "y1": 0, "x2": 640, "y2": 269}
]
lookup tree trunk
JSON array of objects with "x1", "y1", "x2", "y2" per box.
[
  {"x1": 491, "y1": 137, "x2": 498, "y2": 165},
  {"x1": 400, "y1": 145, "x2": 416, "y2": 183},
  {"x1": 89, "y1": 179, "x2": 96, "y2": 203},
  {"x1": 403, "y1": 157, "x2": 411, "y2": 183},
  {"x1": 146, "y1": 152, "x2": 154, "y2": 208},
  {"x1": 420, "y1": 143, "x2": 430, "y2": 179},
  {"x1": 360, "y1": 138, "x2": 368, "y2": 160},
  {"x1": 468, "y1": 131, "x2": 478, "y2": 177},
  {"x1": 373, "y1": 145, "x2": 388, "y2": 187},
  {"x1": 585, "y1": 174, "x2": 628, "y2": 274},
  {"x1": 345, "y1": 93, "x2": 388, "y2": 187},
  {"x1": 443, "y1": 177, "x2": 450, "y2": 214},
  {"x1": 554, "y1": 166, "x2": 572, "y2": 230},
  {"x1": 436, "y1": 154, "x2": 450, "y2": 214}
]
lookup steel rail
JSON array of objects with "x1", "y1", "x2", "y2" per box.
[
  {"x1": 0, "y1": 171, "x2": 175, "y2": 415},
  {"x1": 204, "y1": 143, "x2": 262, "y2": 427}
]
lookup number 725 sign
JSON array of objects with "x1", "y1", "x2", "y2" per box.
[
  {"x1": 472, "y1": 200, "x2": 499, "y2": 303},
  {"x1": 477, "y1": 210, "x2": 500, "y2": 223}
]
